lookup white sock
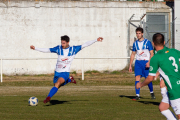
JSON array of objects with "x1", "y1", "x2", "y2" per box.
[
  {"x1": 161, "y1": 87, "x2": 167, "y2": 95},
  {"x1": 136, "y1": 94, "x2": 139, "y2": 97},
  {"x1": 161, "y1": 109, "x2": 177, "y2": 120}
]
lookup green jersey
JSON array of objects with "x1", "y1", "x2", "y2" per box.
[
  {"x1": 153, "y1": 46, "x2": 168, "y2": 55},
  {"x1": 149, "y1": 47, "x2": 180, "y2": 100}
]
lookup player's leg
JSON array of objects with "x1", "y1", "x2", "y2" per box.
[
  {"x1": 170, "y1": 98, "x2": 180, "y2": 120},
  {"x1": 144, "y1": 61, "x2": 155, "y2": 99},
  {"x1": 132, "y1": 75, "x2": 141, "y2": 100},
  {"x1": 59, "y1": 76, "x2": 76, "y2": 87},
  {"x1": 148, "y1": 81, "x2": 155, "y2": 99},
  {"x1": 135, "y1": 75, "x2": 141, "y2": 96},
  {"x1": 43, "y1": 72, "x2": 69, "y2": 104},
  {"x1": 159, "y1": 78, "x2": 177, "y2": 119},
  {"x1": 63, "y1": 76, "x2": 76, "y2": 85},
  {"x1": 161, "y1": 109, "x2": 177, "y2": 120},
  {"x1": 133, "y1": 61, "x2": 141, "y2": 100},
  {"x1": 43, "y1": 77, "x2": 65, "y2": 104},
  {"x1": 160, "y1": 78, "x2": 168, "y2": 104},
  {"x1": 159, "y1": 102, "x2": 176, "y2": 120},
  {"x1": 159, "y1": 90, "x2": 175, "y2": 119}
]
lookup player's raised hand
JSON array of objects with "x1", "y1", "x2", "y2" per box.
[
  {"x1": 136, "y1": 82, "x2": 141, "y2": 89},
  {"x1": 97, "y1": 37, "x2": 103, "y2": 42},
  {"x1": 30, "y1": 45, "x2": 35, "y2": 50},
  {"x1": 129, "y1": 66, "x2": 132, "y2": 72}
]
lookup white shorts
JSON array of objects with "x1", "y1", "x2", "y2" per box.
[
  {"x1": 170, "y1": 98, "x2": 180, "y2": 115},
  {"x1": 160, "y1": 82, "x2": 170, "y2": 104},
  {"x1": 161, "y1": 92, "x2": 170, "y2": 104}
]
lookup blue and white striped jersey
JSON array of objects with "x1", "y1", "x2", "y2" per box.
[
  {"x1": 132, "y1": 38, "x2": 153, "y2": 60},
  {"x1": 35, "y1": 39, "x2": 97, "y2": 72},
  {"x1": 50, "y1": 45, "x2": 81, "y2": 72}
]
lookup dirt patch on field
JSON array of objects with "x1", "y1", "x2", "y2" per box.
[
  {"x1": 0, "y1": 85, "x2": 161, "y2": 96},
  {"x1": 3, "y1": 72, "x2": 135, "y2": 82}
]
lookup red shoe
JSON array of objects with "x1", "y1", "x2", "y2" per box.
[
  {"x1": 69, "y1": 76, "x2": 76, "y2": 84},
  {"x1": 43, "y1": 96, "x2": 51, "y2": 104}
]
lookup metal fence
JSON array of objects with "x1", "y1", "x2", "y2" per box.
[{"x1": 128, "y1": 13, "x2": 175, "y2": 52}]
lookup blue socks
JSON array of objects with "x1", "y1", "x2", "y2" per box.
[
  {"x1": 135, "y1": 81, "x2": 140, "y2": 96},
  {"x1": 47, "y1": 78, "x2": 72, "y2": 98},
  {"x1": 135, "y1": 81, "x2": 154, "y2": 96},
  {"x1": 148, "y1": 82, "x2": 154, "y2": 93},
  {"x1": 47, "y1": 87, "x2": 58, "y2": 98}
]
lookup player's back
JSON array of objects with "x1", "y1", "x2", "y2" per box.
[
  {"x1": 155, "y1": 47, "x2": 180, "y2": 100},
  {"x1": 156, "y1": 47, "x2": 180, "y2": 79}
]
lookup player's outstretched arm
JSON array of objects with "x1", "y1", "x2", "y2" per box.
[
  {"x1": 81, "y1": 37, "x2": 103, "y2": 49},
  {"x1": 30, "y1": 45, "x2": 51, "y2": 53}
]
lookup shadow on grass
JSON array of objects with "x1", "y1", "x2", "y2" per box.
[
  {"x1": 137, "y1": 101, "x2": 160, "y2": 106},
  {"x1": 119, "y1": 95, "x2": 144, "y2": 99},
  {"x1": 45, "y1": 99, "x2": 89, "y2": 106},
  {"x1": 45, "y1": 100, "x2": 70, "y2": 106},
  {"x1": 119, "y1": 95, "x2": 160, "y2": 106}
]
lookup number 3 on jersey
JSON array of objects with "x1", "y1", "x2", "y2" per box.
[{"x1": 169, "y1": 56, "x2": 178, "y2": 72}]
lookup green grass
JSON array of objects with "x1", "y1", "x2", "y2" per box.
[
  {"x1": 0, "y1": 86, "x2": 174, "y2": 120},
  {"x1": 85, "y1": 70, "x2": 100, "y2": 74},
  {"x1": 0, "y1": 71, "x2": 171, "y2": 120},
  {"x1": 71, "y1": 71, "x2": 77, "y2": 74}
]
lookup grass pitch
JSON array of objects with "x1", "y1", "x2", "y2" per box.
[{"x1": 0, "y1": 71, "x2": 175, "y2": 120}]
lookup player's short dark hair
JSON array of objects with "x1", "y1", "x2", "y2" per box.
[
  {"x1": 136, "y1": 27, "x2": 143, "y2": 33},
  {"x1": 61, "y1": 35, "x2": 70, "y2": 42},
  {"x1": 152, "y1": 33, "x2": 164, "y2": 46}
]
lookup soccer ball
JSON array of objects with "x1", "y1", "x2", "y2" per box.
[{"x1": 28, "y1": 97, "x2": 38, "y2": 106}]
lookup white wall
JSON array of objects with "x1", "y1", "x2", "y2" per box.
[
  {"x1": 175, "y1": 0, "x2": 180, "y2": 50},
  {"x1": 0, "y1": 1, "x2": 170, "y2": 75}
]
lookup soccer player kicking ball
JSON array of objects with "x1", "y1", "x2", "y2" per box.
[
  {"x1": 30, "y1": 35, "x2": 103, "y2": 103},
  {"x1": 129, "y1": 27, "x2": 155, "y2": 100},
  {"x1": 136, "y1": 33, "x2": 180, "y2": 120}
]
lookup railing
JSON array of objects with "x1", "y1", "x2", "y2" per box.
[{"x1": 0, "y1": 57, "x2": 130, "y2": 82}]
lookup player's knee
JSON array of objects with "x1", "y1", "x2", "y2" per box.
[
  {"x1": 54, "y1": 82, "x2": 61, "y2": 88},
  {"x1": 135, "y1": 76, "x2": 140, "y2": 81},
  {"x1": 160, "y1": 83, "x2": 165, "y2": 88},
  {"x1": 159, "y1": 102, "x2": 169, "y2": 112},
  {"x1": 159, "y1": 104, "x2": 166, "y2": 112},
  {"x1": 160, "y1": 80, "x2": 166, "y2": 88},
  {"x1": 159, "y1": 104, "x2": 163, "y2": 112}
]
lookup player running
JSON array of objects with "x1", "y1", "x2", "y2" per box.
[
  {"x1": 129, "y1": 27, "x2": 155, "y2": 100},
  {"x1": 154, "y1": 72, "x2": 176, "y2": 120},
  {"x1": 136, "y1": 33, "x2": 180, "y2": 120},
  {"x1": 154, "y1": 45, "x2": 176, "y2": 119},
  {"x1": 30, "y1": 35, "x2": 103, "y2": 103}
]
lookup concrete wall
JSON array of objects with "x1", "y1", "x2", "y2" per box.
[
  {"x1": 0, "y1": 1, "x2": 171, "y2": 75},
  {"x1": 175, "y1": 0, "x2": 180, "y2": 50}
]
